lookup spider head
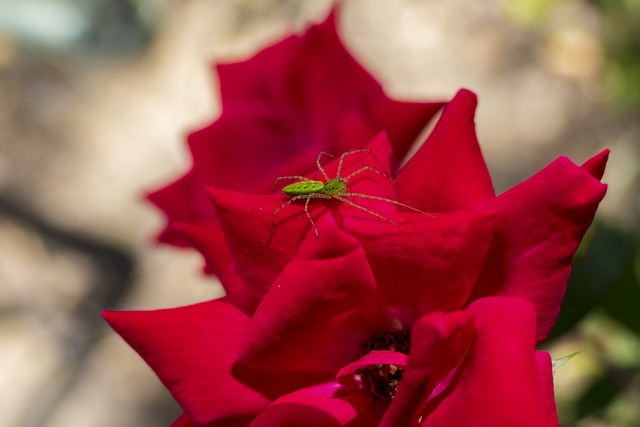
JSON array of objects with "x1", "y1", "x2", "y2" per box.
[{"x1": 321, "y1": 177, "x2": 347, "y2": 196}]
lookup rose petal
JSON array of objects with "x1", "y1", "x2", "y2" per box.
[
  {"x1": 103, "y1": 300, "x2": 270, "y2": 425},
  {"x1": 169, "y1": 222, "x2": 258, "y2": 313},
  {"x1": 216, "y1": 10, "x2": 442, "y2": 160},
  {"x1": 208, "y1": 134, "x2": 402, "y2": 301},
  {"x1": 380, "y1": 311, "x2": 476, "y2": 427},
  {"x1": 207, "y1": 187, "x2": 324, "y2": 299},
  {"x1": 248, "y1": 383, "x2": 379, "y2": 427},
  {"x1": 215, "y1": 11, "x2": 379, "y2": 118},
  {"x1": 536, "y1": 351, "x2": 559, "y2": 422},
  {"x1": 170, "y1": 412, "x2": 254, "y2": 427},
  {"x1": 369, "y1": 99, "x2": 445, "y2": 168},
  {"x1": 148, "y1": 173, "x2": 200, "y2": 247},
  {"x1": 395, "y1": 89, "x2": 495, "y2": 212},
  {"x1": 346, "y1": 210, "x2": 496, "y2": 322},
  {"x1": 235, "y1": 215, "x2": 388, "y2": 375},
  {"x1": 466, "y1": 154, "x2": 608, "y2": 341},
  {"x1": 169, "y1": 413, "x2": 197, "y2": 427},
  {"x1": 420, "y1": 297, "x2": 559, "y2": 427},
  {"x1": 150, "y1": 9, "x2": 448, "y2": 287},
  {"x1": 581, "y1": 148, "x2": 609, "y2": 180}
]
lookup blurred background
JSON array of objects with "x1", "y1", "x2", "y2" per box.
[{"x1": 0, "y1": 0, "x2": 638, "y2": 426}]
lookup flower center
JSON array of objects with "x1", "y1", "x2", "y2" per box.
[{"x1": 359, "y1": 329, "x2": 411, "y2": 401}]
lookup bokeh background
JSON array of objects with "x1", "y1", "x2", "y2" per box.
[{"x1": 0, "y1": 0, "x2": 638, "y2": 426}]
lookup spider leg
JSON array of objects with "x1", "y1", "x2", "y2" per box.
[
  {"x1": 303, "y1": 197, "x2": 318, "y2": 238},
  {"x1": 336, "y1": 149, "x2": 370, "y2": 178},
  {"x1": 303, "y1": 193, "x2": 332, "y2": 238},
  {"x1": 267, "y1": 193, "x2": 332, "y2": 244},
  {"x1": 343, "y1": 166, "x2": 396, "y2": 186},
  {"x1": 336, "y1": 148, "x2": 389, "y2": 179},
  {"x1": 268, "y1": 195, "x2": 309, "y2": 244},
  {"x1": 274, "y1": 175, "x2": 310, "y2": 192},
  {"x1": 316, "y1": 152, "x2": 335, "y2": 181},
  {"x1": 342, "y1": 192, "x2": 436, "y2": 218},
  {"x1": 333, "y1": 195, "x2": 402, "y2": 228}
]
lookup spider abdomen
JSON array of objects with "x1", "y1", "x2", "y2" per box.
[{"x1": 282, "y1": 180, "x2": 325, "y2": 196}]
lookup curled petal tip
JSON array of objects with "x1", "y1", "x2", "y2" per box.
[{"x1": 581, "y1": 149, "x2": 610, "y2": 180}]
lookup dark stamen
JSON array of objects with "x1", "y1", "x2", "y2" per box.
[{"x1": 359, "y1": 329, "x2": 411, "y2": 400}]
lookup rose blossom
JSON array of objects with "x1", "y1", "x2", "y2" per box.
[
  {"x1": 207, "y1": 88, "x2": 608, "y2": 342},
  {"x1": 108, "y1": 5, "x2": 612, "y2": 425},
  {"x1": 110, "y1": 84, "x2": 608, "y2": 424},
  {"x1": 147, "y1": 10, "x2": 444, "y2": 310},
  {"x1": 105, "y1": 222, "x2": 560, "y2": 426},
  {"x1": 107, "y1": 89, "x2": 607, "y2": 425}
]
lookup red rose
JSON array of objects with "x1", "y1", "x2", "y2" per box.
[
  {"x1": 147, "y1": 10, "x2": 444, "y2": 310},
  {"x1": 208, "y1": 88, "x2": 608, "y2": 342},
  {"x1": 104, "y1": 226, "x2": 559, "y2": 426},
  {"x1": 109, "y1": 6, "x2": 611, "y2": 425},
  {"x1": 114, "y1": 83, "x2": 606, "y2": 425}
]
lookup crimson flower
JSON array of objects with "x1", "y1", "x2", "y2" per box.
[
  {"x1": 105, "y1": 225, "x2": 560, "y2": 426},
  {"x1": 147, "y1": 10, "x2": 444, "y2": 310},
  {"x1": 208, "y1": 87, "x2": 608, "y2": 342},
  {"x1": 108, "y1": 88, "x2": 607, "y2": 425},
  {"x1": 113, "y1": 6, "x2": 611, "y2": 426}
]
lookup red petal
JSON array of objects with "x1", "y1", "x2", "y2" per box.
[
  {"x1": 380, "y1": 311, "x2": 476, "y2": 427},
  {"x1": 207, "y1": 188, "x2": 320, "y2": 300},
  {"x1": 248, "y1": 383, "x2": 379, "y2": 427},
  {"x1": 467, "y1": 154, "x2": 608, "y2": 341},
  {"x1": 535, "y1": 351, "x2": 559, "y2": 422},
  {"x1": 169, "y1": 413, "x2": 198, "y2": 427},
  {"x1": 395, "y1": 89, "x2": 495, "y2": 212},
  {"x1": 370, "y1": 99, "x2": 446, "y2": 167},
  {"x1": 208, "y1": 134, "x2": 399, "y2": 302},
  {"x1": 235, "y1": 216, "x2": 388, "y2": 375},
  {"x1": 421, "y1": 297, "x2": 559, "y2": 427},
  {"x1": 171, "y1": 222, "x2": 259, "y2": 313},
  {"x1": 187, "y1": 104, "x2": 314, "y2": 194},
  {"x1": 345, "y1": 210, "x2": 496, "y2": 322},
  {"x1": 103, "y1": 300, "x2": 270, "y2": 425},
  {"x1": 581, "y1": 148, "x2": 609, "y2": 180},
  {"x1": 148, "y1": 173, "x2": 202, "y2": 247},
  {"x1": 170, "y1": 412, "x2": 254, "y2": 427},
  {"x1": 150, "y1": 9, "x2": 448, "y2": 249},
  {"x1": 216, "y1": 11, "x2": 378, "y2": 114}
]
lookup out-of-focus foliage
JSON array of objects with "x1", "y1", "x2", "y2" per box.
[
  {"x1": 546, "y1": 223, "x2": 640, "y2": 426},
  {"x1": 504, "y1": 0, "x2": 640, "y2": 107},
  {"x1": 504, "y1": 0, "x2": 640, "y2": 424},
  {"x1": 597, "y1": 0, "x2": 640, "y2": 107},
  {"x1": 549, "y1": 224, "x2": 636, "y2": 340},
  {"x1": 503, "y1": 0, "x2": 555, "y2": 25}
]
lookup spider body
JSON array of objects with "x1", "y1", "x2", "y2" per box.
[
  {"x1": 268, "y1": 149, "x2": 432, "y2": 243},
  {"x1": 282, "y1": 177, "x2": 346, "y2": 196}
]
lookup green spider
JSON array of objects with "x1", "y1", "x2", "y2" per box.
[{"x1": 268, "y1": 149, "x2": 433, "y2": 243}]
